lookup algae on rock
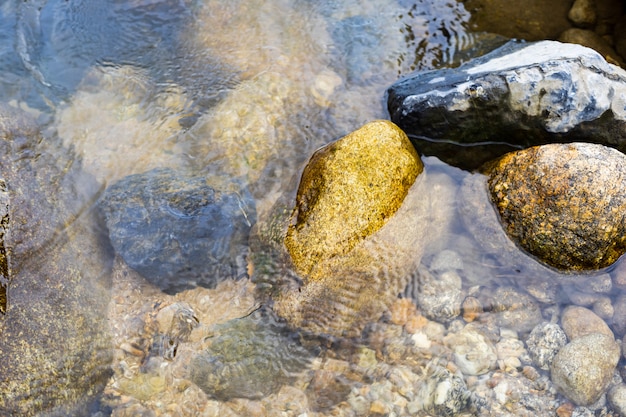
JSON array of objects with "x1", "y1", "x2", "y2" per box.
[{"x1": 277, "y1": 120, "x2": 428, "y2": 338}]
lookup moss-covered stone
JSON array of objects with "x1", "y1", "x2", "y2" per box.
[
  {"x1": 275, "y1": 120, "x2": 427, "y2": 337},
  {"x1": 488, "y1": 142, "x2": 626, "y2": 271},
  {"x1": 285, "y1": 120, "x2": 422, "y2": 278},
  {"x1": 0, "y1": 105, "x2": 113, "y2": 416}
]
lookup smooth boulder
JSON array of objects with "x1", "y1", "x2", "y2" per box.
[
  {"x1": 488, "y1": 142, "x2": 626, "y2": 271},
  {"x1": 276, "y1": 120, "x2": 428, "y2": 337},
  {"x1": 387, "y1": 40, "x2": 626, "y2": 169},
  {"x1": 99, "y1": 168, "x2": 255, "y2": 294}
]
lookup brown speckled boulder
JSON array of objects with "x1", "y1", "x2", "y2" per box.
[{"x1": 488, "y1": 142, "x2": 626, "y2": 271}]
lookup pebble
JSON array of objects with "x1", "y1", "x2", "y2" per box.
[
  {"x1": 551, "y1": 333, "x2": 620, "y2": 406},
  {"x1": 429, "y1": 249, "x2": 464, "y2": 272},
  {"x1": 526, "y1": 322, "x2": 568, "y2": 370},
  {"x1": 485, "y1": 286, "x2": 543, "y2": 333},
  {"x1": 445, "y1": 324, "x2": 497, "y2": 376},
  {"x1": 568, "y1": 0, "x2": 598, "y2": 27},
  {"x1": 561, "y1": 305, "x2": 614, "y2": 340},
  {"x1": 613, "y1": 294, "x2": 626, "y2": 337},
  {"x1": 607, "y1": 384, "x2": 626, "y2": 416},
  {"x1": 612, "y1": 260, "x2": 626, "y2": 290},
  {"x1": 413, "y1": 265, "x2": 463, "y2": 323},
  {"x1": 461, "y1": 296, "x2": 483, "y2": 323}
]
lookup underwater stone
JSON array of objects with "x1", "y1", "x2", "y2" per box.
[
  {"x1": 387, "y1": 40, "x2": 626, "y2": 169},
  {"x1": 276, "y1": 120, "x2": 429, "y2": 337},
  {"x1": 188, "y1": 312, "x2": 313, "y2": 401},
  {"x1": 99, "y1": 168, "x2": 255, "y2": 293},
  {"x1": 551, "y1": 333, "x2": 620, "y2": 406},
  {"x1": 488, "y1": 142, "x2": 626, "y2": 271},
  {"x1": 285, "y1": 120, "x2": 422, "y2": 278},
  {"x1": 0, "y1": 105, "x2": 113, "y2": 416},
  {"x1": 526, "y1": 322, "x2": 568, "y2": 371}
]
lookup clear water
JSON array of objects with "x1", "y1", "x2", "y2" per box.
[{"x1": 1, "y1": 0, "x2": 624, "y2": 415}]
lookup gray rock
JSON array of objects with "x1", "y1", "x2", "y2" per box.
[
  {"x1": 99, "y1": 168, "x2": 255, "y2": 293},
  {"x1": 608, "y1": 383, "x2": 626, "y2": 416},
  {"x1": 485, "y1": 286, "x2": 544, "y2": 334},
  {"x1": 526, "y1": 322, "x2": 568, "y2": 371},
  {"x1": 387, "y1": 40, "x2": 626, "y2": 169},
  {"x1": 411, "y1": 265, "x2": 463, "y2": 323},
  {"x1": 415, "y1": 361, "x2": 471, "y2": 415},
  {"x1": 551, "y1": 333, "x2": 620, "y2": 406},
  {"x1": 0, "y1": 105, "x2": 113, "y2": 415},
  {"x1": 612, "y1": 294, "x2": 626, "y2": 337}
]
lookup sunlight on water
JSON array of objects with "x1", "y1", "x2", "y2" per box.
[{"x1": 1, "y1": 0, "x2": 623, "y2": 416}]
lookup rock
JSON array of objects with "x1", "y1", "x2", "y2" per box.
[
  {"x1": 488, "y1": 142, "x2": 626, "y2": 271},
  {"x1": 285, "y1": 120, "x2": 421, "y2": 278},
  {"x1": 608, "y1": 384, "x2": 626, "y2": 416},
  {"x1": 526, "y1": 322, "x2": 568, "y2": 371},
  {"x1": 188, "y1": 311, "x2": 313, "y2": 401},
  {"x1": 551, "y1": 333, "x2": 620, "y2": 406},
  {"x1": 559, "y1": 28, "x2": 624, "y2": 66},
  {"x1": 462, "y1": 0, "x2": 572, "y2": 40},
  {"x1": 274, "y1": 120, "x2": 429, "y2": 337},
  {"x1": 99, "y1": 168, "x2": 255, "y2": 294},
  {"x1": 0, "y1": 105, "x2": 113, "y2": 415},
  {"x1": 561, "y1": 306, "x2": 614, "y2": 340},
  {"x1": 387, "y1": 40, "x2": 626, "y2": 169},
  {"x1": 484, "y1": 287, "x2": 543, "y2": 334},
  {"x1": 410, "y1": 265, "x2": 463, "y2": 323},
  {"x1": 612, "y1": 294, "x2": 626, "y2": 336},
  {"x1": 415, "y1": 361, "x2": 472, "y2": 415},
  {"x1": 568, "y1": 0, "x2": 597, "y2": 28},
  {"x1": 445, "y1": 324, "x2": 497, "y2": 376},
  {"x1": 611, "y1": 260, "x2": 626, "y2": 290}
]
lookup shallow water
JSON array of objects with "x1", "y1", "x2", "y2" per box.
[{"x1": 1, "y1": 0, "x2": 625, "y2": 416}]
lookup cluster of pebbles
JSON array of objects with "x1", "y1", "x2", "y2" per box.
[{"x1": 99, "y1": 157, "x2": 626, "y2": 417}]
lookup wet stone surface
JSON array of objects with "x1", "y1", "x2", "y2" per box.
[
  {"x1": 488, "y1": 142, "x2": 626, "y2": 271},
  {"x1": 99, "y1": 168, "x2": 255, "y2": 294},
  {"x1": 0, "y1": 104, "x2": 113, "y2": 416}
]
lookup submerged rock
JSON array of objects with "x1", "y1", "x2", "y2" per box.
[
  {"x1": 188, "y1": 311, "x2": 313, "y2": 401},
  {"x1": 0, "y1": 105, "x2": 113, "y2": 415},
  {"x1": 488, "y1": 142, "x2": 626, "y2": 271},
  {"x1": 387, "y1": 40, "x2": 626, "y2": 169},
  {"x1": 99, "y1": 168, "x2": 255, "y2": 294},
  {"x1": 551, "y1": 333, "x2": 620, "y2": 406},
  {"x1": 268, "y1": 120, "x2": 430, "y2": 337}
]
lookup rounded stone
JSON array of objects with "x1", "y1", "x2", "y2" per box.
[
  {"x1": 413, "y1": 266, "x2": 463, "y2": 323},
  {"x1": 445, "y1": 324, "x2": 497, "y2": 376},
  {"x1": 550, "y1": 333, "x2": 620, "y2": 406},
  {"x1": 526, "y1": 322, "x2": 568, "y2": 371},
  {"x1": 612, "y1": 294, "x2": 626, "y2": 336},
  {"x1": 274, "y1": 120, "x2": 428, "y2": 337},
  {"x1": 99, "y1": 168, "x2": 255, "y2": 293},
  {"x1": 568, "y1": 0, "x2": 597, "y2": 28},
  {"x1": 561, "y1": 306, "x2": 614, "y2": 340},
  {"x1": 608, "y1": 384, "x2": 626, "y2": 416},
  {"x1": 488, "y1": 142, "x2": 626, "y2": 271},
  {"x1": 285, "y1": 119, "x2": 422, "y2": 277}
]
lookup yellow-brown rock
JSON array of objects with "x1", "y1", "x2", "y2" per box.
[
  {"x1": 488, "y1": 142, "x2": 626, "y2": 271},
  {"x1": 277, "y1": 120, "x2": 427, "y2": 337},
  {"x1": 285, "y1": 120, "x2": 422, "y2": 278}
]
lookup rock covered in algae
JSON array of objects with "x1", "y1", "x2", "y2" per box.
[
  {"x1": 99, "y1": 168, "x2": 255, "y2": 294},
  {"x1": 276, "y1": 120, "x2": 428, "y2": 337},
  {"x1": 488, "y1": 142, "x2": 626, "y2": 271},
  {"x1": 285, "y1": 120, "x2": 422, "y2": 277},
  {"x1": 188, "y1": 311, "x2": 313, "y2": 401},
  {"x1": 0, "y1": 104, "x2": 113, "y2": 415}
]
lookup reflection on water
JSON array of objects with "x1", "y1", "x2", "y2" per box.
[{"x1": 1, "y1": 0, "x2": 624, "y2": 415}]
